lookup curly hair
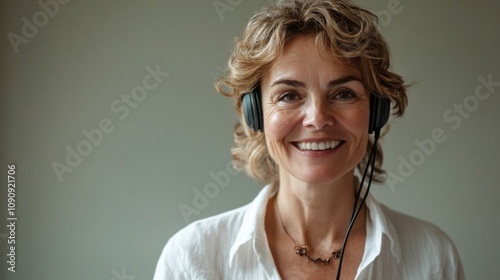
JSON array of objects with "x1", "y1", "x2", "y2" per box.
[{"x1": 215, "y1": 0, "x2": 408, "y2": 184}]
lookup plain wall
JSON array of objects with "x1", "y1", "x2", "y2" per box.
[{"x1": 1, "y1": 0, "x2": 499, "y2": 279}]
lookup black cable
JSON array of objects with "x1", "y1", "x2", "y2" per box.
[
  {"x1": 349, "y1": 139, "x2": 376, "y2": 224},
  {"x1": 336, "y1": 136, "x2": 379, "y2": 280}
]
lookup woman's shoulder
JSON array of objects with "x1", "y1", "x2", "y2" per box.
[
  {"x1": 170, "y1": 184, "x2": 274, "y2": 245},
  {"x1": 378, "y1": 202, "x2": 453, "y2": 245},
  {"x1": 366, "y1": 199, "x2": 465, "y2": 279},
  {"x1": 169, "y1": 203, "x2": 249, "y2": 249},
  {"x1": 153, "y1": 204, "x2": 251, "y2": 280},
  {"x1": 374, "y1": 201, "x2": 464, "y2": 277}
]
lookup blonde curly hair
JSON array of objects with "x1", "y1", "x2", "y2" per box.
[{"x1": 215, "y1": 0, "x2": 408, "y2": 185}]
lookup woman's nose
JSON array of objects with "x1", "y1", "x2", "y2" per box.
[{"x1": 302, "y1": 98, "x2": 335, "y2": 130}]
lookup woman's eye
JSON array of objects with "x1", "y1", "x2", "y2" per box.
[
  {"x1": 335, "y1": 90, "x2": 356, "y2": 100},
  {"x1": 278, "y1": 92, "x2": 300, "y2": 103}
]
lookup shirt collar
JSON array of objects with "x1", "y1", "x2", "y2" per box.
[
  {"x1": 364, "y1": 193, "x2": 402, "y2": 263},
  {"x1": 229, "y1": 184, "x2": 277, "y2": 268}
]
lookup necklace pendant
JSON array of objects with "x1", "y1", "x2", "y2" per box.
[
  {"x1": 294, "y1": 245, "x2": 309, "y2": 256},
  {"x1": 294, "y1": 246, "x2": 343, "y2": 265},
  {"x1": 308, "y1": 255, "x2": 331, "y2": 265},
  {"x1": 331, "y1": 248, "x2": 342, "y2": 259}
]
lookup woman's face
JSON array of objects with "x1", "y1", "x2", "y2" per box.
[{"x1": 261, "y1": 34, "x2": 370, "y2": 186}]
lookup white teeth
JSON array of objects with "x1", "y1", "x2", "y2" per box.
[
  {"x1": 297, "y1": 141, "x2": 342, "y2": 151},
  {"x1": 311, "y1": 142, "x2": 318, "y2": 150}
]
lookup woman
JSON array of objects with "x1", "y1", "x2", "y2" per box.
[{"x1": 154, "y1": 0, "x2": 464, "y2": 279}]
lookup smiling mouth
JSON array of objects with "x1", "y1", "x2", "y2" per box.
[{"x1": 294, "y1": 140, "x2": 344, "y2": 151}]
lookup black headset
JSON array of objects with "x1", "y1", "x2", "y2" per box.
[{"x1": 241, "y1": 86, "x2": 391, "y2": 135}]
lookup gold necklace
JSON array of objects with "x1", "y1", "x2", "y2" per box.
[{"x1": 275, "y1": 200, "x2": 342, "y2": 265}]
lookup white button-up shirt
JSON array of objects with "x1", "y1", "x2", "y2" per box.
[{"x1": 153, "y1": 184, "x2": 464, "y2": 279}]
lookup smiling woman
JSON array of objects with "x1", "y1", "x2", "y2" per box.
[{"x1": 153, "y1": 0, "x2": 465, "y2": 279}]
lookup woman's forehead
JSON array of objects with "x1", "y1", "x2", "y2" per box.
[{"x1": 264, "y1": 35, "x2": 362, "y2": 84}]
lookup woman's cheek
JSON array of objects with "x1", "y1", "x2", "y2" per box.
[
  {"x1": 264, "y1": 109, "x2": 295, "y2": 158},
  {"x1": 266, "y1": 109, "x2": 294, "y2": 138},
  {"x1": 339, "y1": 104, "x2": 370, "y2": 132}
]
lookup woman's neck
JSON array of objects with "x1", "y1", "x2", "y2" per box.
[{"x1": 274, "y1": 172, "x2": 365, "y2": 249}]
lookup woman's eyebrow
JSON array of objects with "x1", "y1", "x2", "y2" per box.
[
  {"x1": 270, "y1": 79, "x2": 306, "y2": 88},
  {"x1": 270, "y1": 75, "x2": 362, "y2": 89},
  {"x1": 327, "y1": 75, "x2": 362, "y2": 88}
]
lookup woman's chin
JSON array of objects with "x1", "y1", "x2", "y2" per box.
[{"x1": 292, "y1": 170, "x2": 348, "y2": 186}]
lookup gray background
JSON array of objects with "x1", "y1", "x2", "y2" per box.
[{"x1": 1, "y1": 0, "x2": 499, "y2": 279}]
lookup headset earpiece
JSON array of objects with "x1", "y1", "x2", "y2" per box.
[
  {"x1": 368, "y1": 94, "x2": 391, "y2": 136},
  {"x1": 241, "y1": 86, "x2": 264, "y2": 132}
]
